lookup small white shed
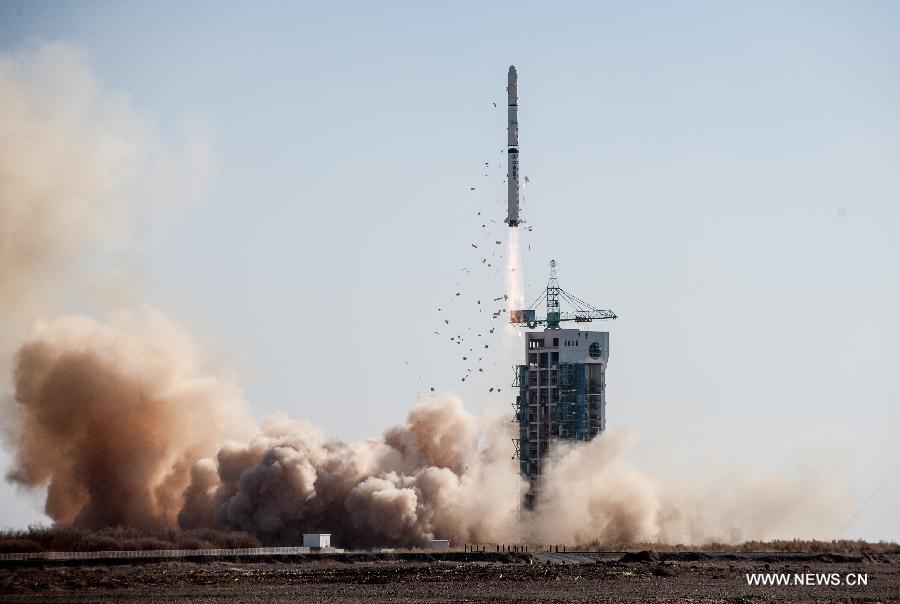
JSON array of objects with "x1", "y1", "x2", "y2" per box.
[
  {"x1": 303, "y1": 533, "x2": 331, "y2": 548},
  {"x1": 428, "y1": 539, "x2": 450, "y2": 549}
]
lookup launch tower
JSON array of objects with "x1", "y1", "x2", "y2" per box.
[{"x1": 509, "y1": 261, "x2": 617, "y2": 506}]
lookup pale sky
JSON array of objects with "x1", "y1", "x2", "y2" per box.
[{"x1": 1, "y1": 1, "x2": 898, "y2": 541}]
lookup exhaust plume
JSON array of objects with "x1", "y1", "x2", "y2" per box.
[
  {"x1": 529, "y1": 431, "x2": 853, "y2": 544},
  {"x1": 6, "y1": 311, "x2": 252, "y2": 530},
  {"x1": 178, "y1": 400, "x2": 521, "y2": 547},
  {"x1": 0, "y1": 41, "x2": 211, "y2": 352},
  {"x1": 6, "y1": 312, "x2": 850, "y2": 545}
]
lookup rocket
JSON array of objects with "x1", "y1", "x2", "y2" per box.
[{"x1": 505, "y1": 65, "x2": 522, "y2": 227}]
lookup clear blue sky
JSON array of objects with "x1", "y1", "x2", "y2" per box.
[{"x1": 1, "y1": 1, "x2": 899, "y2": 540}]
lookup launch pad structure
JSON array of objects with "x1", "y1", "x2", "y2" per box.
[{"x1": 509, "y1": 261, "x2": 616, "y2": 506}]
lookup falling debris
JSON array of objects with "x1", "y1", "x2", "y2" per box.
[
  {"x1": 471, "y1": 244, "x2": 478, "y2": 249},
  {"x1": 470, "y1": 187, "x2": 475, "y2": 191},
  {"x1": 492, "y1": 102, "x2": 497, "y2": 107},
  {"x1": 444, "y1": 319, "x2": 449, "y2": 324},
  {"x1": 495, "y1": 241, "x2": 501, "y2": 245},
  {"x1": 456, "y1": 293, "x2": 460, "y2": 297},
  {"x1": 484, "y1": 344, "x2": 489, "y2": 349},
  {"x1": 493, "y1": 297, "x2": 503, "y2": 302},
  {"x1": 430, "y1": 387, "x2": 435, "y2": 392},
  {"x1": 489, "y1": 387, "x2": 494, "y2": 392},
  {"x1": 463, "y1": 357, "x2": 467, "y2": 360},
  {"x1": 524, "y1": 175, "x2": 530, "y2": 183}
]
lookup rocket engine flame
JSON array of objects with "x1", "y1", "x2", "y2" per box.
[{"x1": 505, "y1": 229, "x2": 524, "y2": 343}]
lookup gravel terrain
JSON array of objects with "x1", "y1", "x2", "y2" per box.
[{"x1": 1, "y1": 551, "x2": 898, "y2": 603}]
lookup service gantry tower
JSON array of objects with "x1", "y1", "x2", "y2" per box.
[{"x1": 509, "y1": 260, "x2": 617, "y2": 506}]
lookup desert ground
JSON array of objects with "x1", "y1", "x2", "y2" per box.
[{"x1": 1, "y1": 551, "x2": 898, "y2": 603}]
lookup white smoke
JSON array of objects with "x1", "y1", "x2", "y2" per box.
[{"x1": 0, "y1": 40, "x2": 211, "y2": 357}]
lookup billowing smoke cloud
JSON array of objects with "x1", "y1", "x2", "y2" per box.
[
  {"x1": 6, "y1": 312, "x2": 850, "y2": 545},
  {"x1": 4, "y1": 309, "x2": 523, "y2": 544},
  {"x1": 6, "y1": 311, "x2": 252, "y2": 530},
  {"x1": 0, "y1": 41, "x2": 211, "y2": 350},
  {"x1": 529, "y1": 431, "x2": 853, "y2": 545},
  {"x1": 0, "y1": 40, "x2": 216, "y2": 526},
  {"x1": 0, "y1": 41, "x2": 852, "y2": 547},
  {"x1": 179, "y1": 400, "x2": 521, "y2": 547}
]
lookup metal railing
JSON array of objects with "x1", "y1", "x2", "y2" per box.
[{"x1": 0, "y1": 546, "x2": 324, "y2": 561}]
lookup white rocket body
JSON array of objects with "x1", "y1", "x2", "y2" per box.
[{"x1": 505, "y1": 65, "x2": 521, "y2": 227}]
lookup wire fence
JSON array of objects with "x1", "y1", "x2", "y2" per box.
[{"x1": 0, "y1": 546, "x2": 322, "y2": 561}]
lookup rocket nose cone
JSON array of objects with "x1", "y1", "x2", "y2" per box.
[{"x1": 508, "y1": 65, "x2": 517, "y2": 84}]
